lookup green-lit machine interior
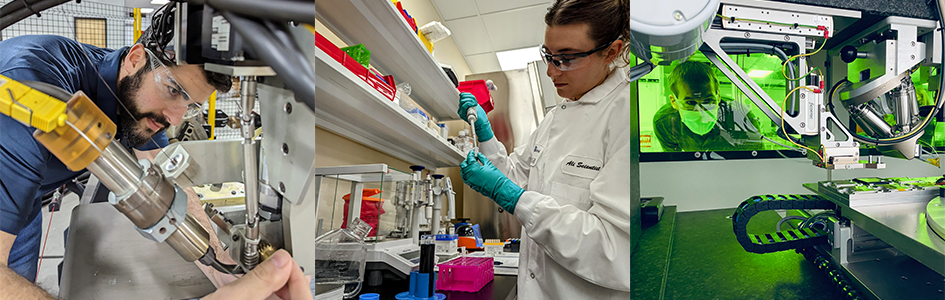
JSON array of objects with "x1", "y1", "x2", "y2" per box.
[{"x1": 635, "y1": 52, "x2": 945, "y2": 154}]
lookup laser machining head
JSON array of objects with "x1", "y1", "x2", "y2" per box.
[{"x1": 628, "y1": 0, "x2": 721, "y2": 66}]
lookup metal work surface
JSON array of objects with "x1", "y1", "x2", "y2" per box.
[
  {"x1": 812, "y1": 177, "x2": 941, "y2": 207},
  {"x1": 60, "y1": 203, "x2": 215, "y2": 299},
  {"x1": 632, "y1": 207, "x2": 844, "y2": 299},
  {"x1": 810, "y1": 245, "x2": 945, "y2": 300},
  {"x1": 804, "y1": 183, "x2": 945, "y2": 275}
]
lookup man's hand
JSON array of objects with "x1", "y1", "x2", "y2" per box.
[
  {"x1": 202, "y1": 249, "x2": 312, "y2": 300},
  {"x1": 460, "y1": 151, "x2": 524, "y2": 214}
]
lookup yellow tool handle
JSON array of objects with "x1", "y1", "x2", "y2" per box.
[{"x1": 0, "y1": 74, "x2": 68, "y2": 132}]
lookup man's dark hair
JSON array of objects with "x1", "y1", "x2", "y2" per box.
[
  {"x1": 202, "y1": 68, "x2": 232, "y2": 94},
  {"x1": 666, "y1": 61, "x2": 719, "y2": 97},
  {"x1": 120, "y1": 45, "x2": 232, "y2": 94}
]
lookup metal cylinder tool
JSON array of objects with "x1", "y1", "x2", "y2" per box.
[
  {"x1": 238, "y1": 75, "x2": 261, "y2": 270},
  {"x1": 466, "y1": 107, "x2": 479, "y2": 153}
]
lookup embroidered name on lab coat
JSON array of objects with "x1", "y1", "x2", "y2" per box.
[{"x1": 561, "y1": 155, "x2": 602, "y2": 179}]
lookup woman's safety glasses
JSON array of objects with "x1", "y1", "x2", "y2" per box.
[
  {"x1": 146, "y1": 49, "x2": 203, "y2": 119},
  {"x1": 539, "y1": 40, "x2": 614, "y2": 71}
]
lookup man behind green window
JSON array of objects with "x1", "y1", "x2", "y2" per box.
[{"x1": 653, "y1": 61, "x2": 764, "y2": 152}]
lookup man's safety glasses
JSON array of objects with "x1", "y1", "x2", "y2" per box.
[
  {"x1": 540, "y1": 40, "x2": 614, "y2": 71},
  {"x1": 146, "y1": 49, "x2": 203, "y2": 119}
]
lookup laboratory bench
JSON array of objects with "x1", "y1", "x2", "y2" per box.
[{"x1": 632, "y1": 206, "x2": 846, "y2": 299}]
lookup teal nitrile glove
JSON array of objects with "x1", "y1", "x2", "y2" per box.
[
  {"x1": 458, "y1": 92, "x2": 494, "y2": 142},
  {"x1": 460, "y1": 151, "x2": 524, "y2": 214}
]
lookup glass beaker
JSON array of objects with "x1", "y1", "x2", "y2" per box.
[{"x1": 313, "y1": 217, "x2": 372, "y2": 298}]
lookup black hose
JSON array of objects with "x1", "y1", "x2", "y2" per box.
[
  {"x1": 262, "y1": 20, "x2": 317, "y2": 83},
  {"x1": 197, "y1": 247, "x2": 246, "y2": 275},
  {"x1": 20, "y1": 80, "x2": 73, "y2": 101},
  {"x1": 202, "y1": 0, "x2": 314, "y2": 24},
  {"x1": 826, "y1": 78, "x2": 850, "y2": 115},
  {"x1": 0, "y1": 0, "x2": 71, "y2": 31},
  {"x1": 220, "y1": 12, "x2": 316, "y2": 112}
]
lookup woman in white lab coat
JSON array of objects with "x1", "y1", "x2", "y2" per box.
[{"x1": 459, "y1": 0, "x2": 634, "y2": 298}]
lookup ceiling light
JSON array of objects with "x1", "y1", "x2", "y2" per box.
[
  {"x1": 150, "y1": 0, "x2": 169, "y2": 5},
  {"x1": 496, "y1": 46, "x2": 541, "y2": 71},
  {"x1": 140, "y1": 8, "x2": 155, "y2": 14},
  {"x1": 747, "y1": 70, "x2": 773, "y2": 78}
]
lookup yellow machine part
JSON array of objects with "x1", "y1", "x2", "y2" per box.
[
  {"x1": 0, "y1": 74, "x2": 68, "y2": 132},
  {"x1": 34, "y1": 91, "x2": 116, "y2": 171}
]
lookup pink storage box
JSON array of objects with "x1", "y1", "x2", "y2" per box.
[
  {"x1": 436, "y1": 256, "x2": 494, "y2": 292},
  {"x1": 457, "y1": 80, "x2": 494, "y2": 113}
]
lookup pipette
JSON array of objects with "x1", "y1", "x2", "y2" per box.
[{"x1": 466, "y1": 107, "x2": 482, "y2": 165}]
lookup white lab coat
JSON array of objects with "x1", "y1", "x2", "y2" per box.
[{"x1": 480, "y1": 68, "x2": 634, "y2": 299}]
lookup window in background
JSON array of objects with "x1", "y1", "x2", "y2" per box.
[
  {"x1": 635, "y1": 52, "x2": 945, "y2": 158},
  {"x1": 637, "y1": 52, "x2": 797, "y2": 153},
  {"x1": 75, "y1": 18, "x2": 107, "y2": 48}
]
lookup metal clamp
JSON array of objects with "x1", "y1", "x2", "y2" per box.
[
  {"x1": 127, "y1": 186, "x2": 189, "y2": 243},
  {"x1": 156, "y1": 145, "x2": 194, "y2": 186}
]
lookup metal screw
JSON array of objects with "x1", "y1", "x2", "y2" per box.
[
  {"x1": 901, "y1": 276, "x2": 908, "y2": 280},
  {"x1": 751, "y1": 150, "x2": 758, "y2": 157},
  {"x1": 800, "y1": 122, "x2": 806, "y2": 128},
  {"x1": 232, "y1": 235, "x2": 239, "y2": 241},
  {"x1": 744, "y1": 32, "x2": 751, "y2": 38},
  {"x1": 282, "y1": 143, "x2": 289, "y2": 154},
  {"x1": 912, "y1": 41, "x2": 916, "y2": 47},
  {"x1": 911, "y1": 55, "x2": 916, "y2": 60},
  {"x1": 105, "y1": 132, "x2": 112, "y2": 139},
  {"x1": 821, "y1": 127, "x2": 826, "y2": 132},
  {"x1": 231, "y1": 190, "x2": 237, "y2": 195},
  {"x1": 284, "y1": 102, "x2": 292, "y2": 114},
  {"x1": 821, "y1": 107, "x2": 826, "y2": 112},
  {"x1": 836, "y1": 143, "x2": 840, "y2": 147},
  {"x1": 170, "y1": 218, "x2": 177, "y2": 225},
  {"x1": 159, "y1": 227, "x2": 166, "y2": 234},
  {"x1": 694, "y1": 152, "x2": 702, "y2": 158},
  {"x1": 280, "y1": 182, "x2": 286, "y2": 193},
  {"x1": 166, "y1": 153, "x2": 183, "y2": 171},
  {"x1": 784, "y1": 35, "x2": 790, "y2": 41},
  {"x1": 800, "y1": 93, "x2": 806, "y2": 99},
  {"x1": 673, "y1": 11, "x2": 683, "y2": 21}
]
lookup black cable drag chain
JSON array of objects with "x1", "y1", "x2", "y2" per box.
[{"x1": 732, "y1": 194, "x2": 835, "y2": 254}]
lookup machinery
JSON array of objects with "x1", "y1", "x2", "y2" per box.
[
  {"x1": 2, "y1": 1, "x2": 466, "y2": 297},
  {"x1": 628, "y1": 0, "x2": 944, "y2": 299}
]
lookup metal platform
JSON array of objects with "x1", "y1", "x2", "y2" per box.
[
  {"x1": 804, "y1": 182, "x2": 945, "y2": 276},
  {"x1": 59, "y1": 203, "x2": 216, "y2": 299},
  {"x1": 929, "y1": 197, "x2": 945, "y2": 241}
]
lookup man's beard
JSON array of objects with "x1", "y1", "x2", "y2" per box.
[{"x1": 116, "y1": 67, "x2": 170, "y2": 148}]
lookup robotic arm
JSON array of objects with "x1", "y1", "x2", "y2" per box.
[
  {"x1": 0, "y1": 75, "x2": 242, "y2": 274},
  {"x1": 627, "y1": 0, "x2": 945, "y2": 169}
]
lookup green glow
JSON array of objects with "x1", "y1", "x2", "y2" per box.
[
  {"x1": 639, "y1": 52, "x2": 793, "y2": 152},
  {"x1": 637, "y1": 53, "x2": 945, "y2": 153},
  {"x1": 748, "y1": 70, "x2": 773, "y2": 78}
]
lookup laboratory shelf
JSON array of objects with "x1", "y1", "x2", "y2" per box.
[
  {"x1": 315, "y1": 0, "x2": 461, "y2": 121},
  {"x1": 314, "y1": 44, "x2": 464, "y2": 168}
]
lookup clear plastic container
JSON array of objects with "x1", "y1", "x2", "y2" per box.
[{"x1": 313, "y1": 217, "x2": 373, "y2": 298}]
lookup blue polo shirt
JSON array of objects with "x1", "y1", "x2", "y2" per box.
[{"x1": 0, "y1": 35, "x2": 168, "y2": 246}]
